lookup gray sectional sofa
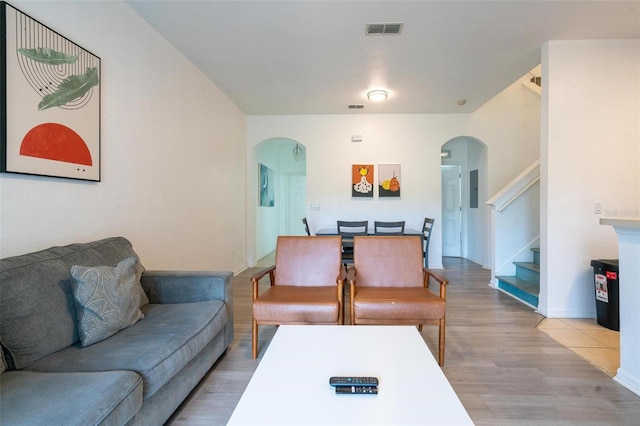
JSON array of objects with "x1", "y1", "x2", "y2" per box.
[{"x1": 0, "y1": 237, "x2": 234, "y2": 425}]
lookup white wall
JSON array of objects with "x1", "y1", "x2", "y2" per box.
[
  {"x1": 601, "y1": 221, "x2": 640, "y2": 397},
  {"x1": 493, "y1": 180, "x2": 541, "y2": 277},
  {"x1": 247, "y1": 114, "x2": 463, "y2": 268},
  {"x1": 441, "y1": 137, "x2": 487, "y2": 265},
  {"x1": 254, "y1": 145, "x2": 280, "y2": 261},
  {"x1": 466, "y1": 140, "x2": 487, "y2": 265},
  {"x1": 247, "y1": 74, "x2": 541, "y2": 268},
  {"x1": 540, "y1": 40, "x2": 640, "y2": 317},
  {"x1": 469, "y1": 72, "x2": 542, "y2": 197},
  {"x1": 254, "y1": 138, "x2": 307, "y2": 260},
  {"x1": 0, "y1": 1, "x2": 247, "y2": 273}
]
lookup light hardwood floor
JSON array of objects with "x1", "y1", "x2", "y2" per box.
[{"x1": 167, "y1": 257, "x2": 640, "y2": 425}]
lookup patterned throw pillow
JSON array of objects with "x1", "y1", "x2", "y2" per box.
[
  {"x1": 132, "y1": 259, "x2": 149, "y2": 308},
  {"x1": 70, "y1": 257, "x2": 145, "y2": 347}
]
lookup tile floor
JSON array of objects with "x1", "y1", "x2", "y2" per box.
[{"x1": 537, "y1": 318, "x2": 620, "y2": 376}]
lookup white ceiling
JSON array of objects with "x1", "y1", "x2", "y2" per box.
[{"x1": 127, "y1": 0, "x2": 640, "y2": 115}]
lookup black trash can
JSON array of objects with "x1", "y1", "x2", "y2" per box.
[{"x1": 590, "y1": 259, "x2": 620, "y2": 331}]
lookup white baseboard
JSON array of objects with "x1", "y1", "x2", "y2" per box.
[
  {"x1": 494, "y1": 286, "x2": 537, "y2": 310},
  {"x1": 614, "y1": 368, "x2": 640, "y2": 397},
  {"x1": 233, "y1": 264, "x2": 248, "y2": 275}
]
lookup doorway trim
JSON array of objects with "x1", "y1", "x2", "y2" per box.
[{"x1": 441, "y1": 164, "x2": 463, "y2": 257}]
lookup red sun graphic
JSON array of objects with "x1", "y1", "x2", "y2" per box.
[{"x1": 20, "y1": 123, "x2": 92, "y2": 166}]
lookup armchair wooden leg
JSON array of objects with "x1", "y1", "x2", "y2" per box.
[
  {"x1": 418, "y1": 324, "x2": 423, "y2": 332},
  {"x1": 252, "y1": 319, "x2": 258, "y2": 359},
  {"x1": 349, "y1": 282, "x2": 355, "y2": 326},
  {"x1": 438, "y1": 318, "x2": 446, "y2": 366}
]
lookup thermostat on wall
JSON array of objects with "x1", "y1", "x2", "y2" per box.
[{"x1": 351, "y1": 135, "x2": 363, "y2": 143}]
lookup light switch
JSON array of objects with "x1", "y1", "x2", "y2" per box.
[{"x1": 594, "y1": 202, "x2": 603, "y2": 214}]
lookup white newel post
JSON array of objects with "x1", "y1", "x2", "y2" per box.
[{"x1": 600, "y1": 218, "x2": 640, "y2": 396}]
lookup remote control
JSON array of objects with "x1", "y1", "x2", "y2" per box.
[
  {"x1": 335, "y1": 386, "x2": 378, "y2": 395},
  {"x1": 329, "y1": 376, "x2": 379, "y2": 387}
]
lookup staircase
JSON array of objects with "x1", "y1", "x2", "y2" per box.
[
  {"x1": 496, "y1": 248, "x2": 540, "y2": 307},
  {"x1": 487, "y1": 159, "x2": 540, "y2": 309}
]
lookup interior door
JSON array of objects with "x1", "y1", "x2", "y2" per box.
[
  {"x1": 441, "y1": 165, "x2": 462, "y2": 257},
  {"x1": 286, "y1": 174, "x2": 306, "y2": 235}
]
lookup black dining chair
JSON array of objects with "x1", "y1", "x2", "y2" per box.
[
  {"x1": 337, "y1": 220, "x2": 368, "y2": 270},
  {"x1": 422, "y1": 218, "x2": 435, "y2": 268},
  {"x1": 302, "y1": 217, "x2": 311, "y2": 236},
  {"x1": 373, "y1": 220, "x2": 405, "y2": 235}
]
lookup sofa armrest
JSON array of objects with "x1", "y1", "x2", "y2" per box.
[{"x1": 141, "y1": 270, "x2": 232, "y2": 304}]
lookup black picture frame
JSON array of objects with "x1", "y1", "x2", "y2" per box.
[
  {"x1": 1, "y1": 1, "x2": 101, "y2": 181},
  {"x1": 259, "y1": 163, "x2": 275, "y2": 207}
]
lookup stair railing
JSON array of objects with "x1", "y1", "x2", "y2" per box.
[
  {"x1": 488, "y1": 160, "x2": 540, "y2": 212},
  {"x1": 486, "y1": 160, "x2": 540, "y2": 287}
]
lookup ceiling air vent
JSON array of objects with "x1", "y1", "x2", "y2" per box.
[
  {"x1": 366, "y1": 23, "x2": 403, "y2": 35},
  {"x1": 348, "y1": 104, "x2": 364, "y2": 109}
]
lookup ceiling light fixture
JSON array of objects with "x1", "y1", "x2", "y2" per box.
[
  {"x1": 292, "y1": 143, "x2": 304, "y2": 162},
  {"x1": 367, "y1": 90, "x2": 388, "y2": 102}
]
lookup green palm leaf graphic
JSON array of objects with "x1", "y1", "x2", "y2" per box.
[
  {"x1": 18, "y1": 47, "x2": 78, "y2": 65},
  {"x1": 38, "y1": 67, "x2": 99, "y2": 110}
]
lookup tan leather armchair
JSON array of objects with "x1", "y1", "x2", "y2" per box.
[
  {"x1": 251, "y1": 236, "x2": 345, "y2": 358},
  {"x1": 347, "y1": 236, "x2": 448, "y2": 366}
]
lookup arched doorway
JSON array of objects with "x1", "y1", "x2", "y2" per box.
[
  {"x1": 254, "y1": 138, "x2": 307, "y2": 262},
  {"x1": 441, "y1": 136, "x2": 487, "y2": 265}
]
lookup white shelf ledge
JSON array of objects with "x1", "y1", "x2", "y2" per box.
[{"x1": 600, "y1": 218, "x2": 640, "y2": 229}]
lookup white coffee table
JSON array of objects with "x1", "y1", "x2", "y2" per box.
[{"x1": 228, "y1": 325, "x2": 473, "y2": 425}]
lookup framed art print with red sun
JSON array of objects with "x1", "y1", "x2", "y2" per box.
[{"x1": 1, "y1": 2, "x2": 101, "y2": 181}]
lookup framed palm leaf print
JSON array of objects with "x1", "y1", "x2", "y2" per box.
[{"x1": 1, "y1": 2, "x2": 101, "y2": 181}]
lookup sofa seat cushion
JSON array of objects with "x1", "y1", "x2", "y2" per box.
[
  {"x1": 0, "y1": 370, "x2": 142, "y2": 426},
  {"x1": 25, "y1": 300, "x2": 227, "y2": 398}
]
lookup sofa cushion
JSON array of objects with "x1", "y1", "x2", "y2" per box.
[
  {"x1": 71, "y1": 256, "x2": 146, "y2": 347},
  {"x1": 0, "y1": 370, "x2": 142, "y2": 426},
  {"x1": 0, "y1": 237, "x2": 144, "y2": 369},
  {"x1": 25, "y1": 300, "x2": 227, "y2": 398}
]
